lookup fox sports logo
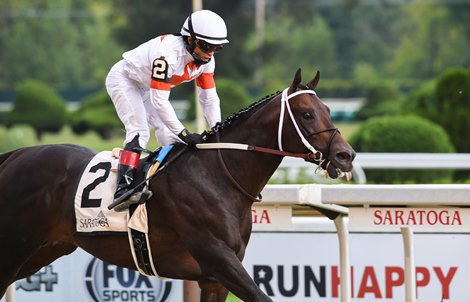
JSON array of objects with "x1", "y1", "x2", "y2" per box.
[{"x1": 85, "y1": 258, "x2": 172, "y2": 302}]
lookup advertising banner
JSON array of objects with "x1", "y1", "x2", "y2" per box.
[
  {"x1": 0, "y1": 249, "x2": 183, "y2": 302},
  {"x1": 3, "y1": 230, "x2": 470, "y2": 301},
  {"x1": 242, "y1": 232, "x2": 470, "y2": 301}
]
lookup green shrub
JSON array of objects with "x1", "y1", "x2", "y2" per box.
[
  {"x1": 403, "y1": 79, "x2": 437, "y2": 121},
  {"x1": 433, "y1": 68, "x2": 470, "y2": 153},
  {"x1": 407, "y1": 68, "x2": 470, "y2": 154},
  {"x1": 349, "y1": 115, "x2": 455, "y2": 183},
  {"x1": 405, "y1": 68, "x2": 470, "y2": 180},
  {"x1": 70, "y1": 90, "x2": 122, "y2": 139},
  {"x1": 6, "y1": 80, "x2": 67, "y2": 139}
]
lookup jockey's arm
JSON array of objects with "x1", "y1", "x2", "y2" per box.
[
  {"x1": 150, "y1": 87, "x2": 185, "y2": 136},
  {"x1": 196, "y1": 73, "x2": 221, "y2": 128}
]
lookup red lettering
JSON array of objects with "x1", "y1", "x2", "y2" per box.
[
  {"x1": 452, "y1": 211, "x2": 462, "y2": 225},
  {"x1": 384, "y1": 211, "x2": 393, "y2": 225},
  {"x1": 427, "y1": 210, "x2": 438, "y2": 225},
  {"x1": 251, "y1": 209, "x2": 257, "y2": 223},
  {"x1": 395, "y1": 210, "x2": 404, "y2": 225},
  {"x1": 357, "y1": 266, "x2": 382, "y2": 298},
  {"x1": 407, "y1": 211, "x2": 416, "y2": 225},
  {"x1": 434, "y1": 267, "x2": 457, "y2": 299},
  {"x1": 374, "y1": 210, "x2": 382, "y2": 225},
  {"x1": 372, "y1": 209, "x2": 465, "y2": 226},
  {"x1": 331, "y1": 265, "x2": 354, "y2": 298},
  {"x1": 416, "y1": 266, "x2": 430, "y2": 298},
  {"x1": 251, "y1": 209, "x2": 271, "y2": 224},
  {"x1": 385, "y1": 266, "x2": 403, "y2": 298},
  {"x1": 259, "y1": 210, "x2": 271, "y2": 224},
  {"x1": 439, "y1": 210, "x2": 449, "y2": 225},
  {"x1": 331, "y1": 266, "x2": 340, "y2": 298}
]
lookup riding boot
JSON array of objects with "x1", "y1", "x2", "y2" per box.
[{"x1": 113, "y1": 135, "x2": 142, "y2": 206}]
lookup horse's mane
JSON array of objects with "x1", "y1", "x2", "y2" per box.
[{"x1": 203, "y1": 91, "x2": 281, "y2": 139}]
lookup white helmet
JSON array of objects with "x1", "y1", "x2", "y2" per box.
[{"x1": 181, "y1": 10, "x2": 229, "y2": 45}]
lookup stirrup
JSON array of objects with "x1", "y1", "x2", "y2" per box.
[{"x1": 112, "y1": 190, "x2": 153, "y2": 212}]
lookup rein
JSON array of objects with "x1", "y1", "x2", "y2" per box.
[
  {"x1": 214, "y1": 133, "x2": 262, "y2": 202},
  {"x1": 196, "y1": 142, "x2": 319, "y2": 161}
]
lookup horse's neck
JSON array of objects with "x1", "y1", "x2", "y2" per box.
[
  {"x1": 217, "y1": 107, "x2": 283, "y2": 196},
  {"x1": 217, "y1": 142, "x2": 282, "y2": 199}
]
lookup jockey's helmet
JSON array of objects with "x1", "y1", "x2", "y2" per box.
[{"x1": 180, "y1": 10, "x2": 229, "y2": 45}]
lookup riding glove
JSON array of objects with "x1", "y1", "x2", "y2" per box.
[{"x1": 178, "y1": 128, "x2": 204, "y2": 145}]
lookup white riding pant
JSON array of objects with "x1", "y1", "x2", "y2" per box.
[{"x1": 105, "y1": 60, "x2": 179, "y2": 148}]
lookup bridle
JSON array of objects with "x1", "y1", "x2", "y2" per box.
[
  {"x1": 196, "y1": 87, "x2": 339, "y2": 201},
  {"x1": 278, "y1": 87, "x2": 338, "y2": 164}
]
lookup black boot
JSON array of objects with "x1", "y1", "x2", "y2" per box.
[{"x1": 110, "y1": 135, "x2": 143, "y2": 211}]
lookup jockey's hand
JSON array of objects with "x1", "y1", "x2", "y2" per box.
[{"x1": 178, "y1": 128, "x2": 204, "y2": 145}]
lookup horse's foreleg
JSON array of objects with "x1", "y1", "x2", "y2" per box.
[
  {"x1": 211, "y1": 256, "x2": 273, "y2": 302},
  {"x1": 191, "y1": 244, "x2": 273, "y2": 302},
  {"x1": 198, "y1": 279, "x2": 228, "y2": 302}
]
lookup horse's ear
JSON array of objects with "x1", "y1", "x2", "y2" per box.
[
  {"x1": 307, "y1": 70, "x2": 320, "y2": 90},
  {"x1": 289, "y1": 68, "x2": 302, "y2": 94}
]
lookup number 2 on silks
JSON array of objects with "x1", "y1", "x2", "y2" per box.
[
  {"x1": 81, "y1": 162, "x2": 111, "y2": 208},
  {"x1": 152, "y1": 57, "x2": 169, "y2": 81}
]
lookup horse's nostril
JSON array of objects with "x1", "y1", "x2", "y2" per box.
[{"x1": 336, "y1": 149, "x2": 355, "y2": 162}]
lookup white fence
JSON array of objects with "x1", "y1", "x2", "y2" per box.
[{"x1": 277, "y1": 153, "x2": 470, "y2": 184}]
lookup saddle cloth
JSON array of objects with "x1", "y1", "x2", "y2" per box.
[{"x1": 74, "y1": 151, "x2": 148, "y2": 234}]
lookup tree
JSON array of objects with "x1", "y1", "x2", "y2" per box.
[
  {"x1": 386, "y1": 3, "x2": 469, "y2": 79},
  {"x1": 0, "y1": 0, "x2": 123, "y2": 90},
  {"x1": 247, "y1": 15, "x2": 338, "y2": 91},
  {"x1": 6, "y1": 80, "x2": 67, "y2": 139}
]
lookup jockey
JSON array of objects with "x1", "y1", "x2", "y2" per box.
[{"x1": 105, "y1": 9, "x2": 229, "y2": 210}]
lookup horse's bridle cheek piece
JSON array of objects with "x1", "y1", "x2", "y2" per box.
[{"x1": 278, "y1": 88, "x2": 338, "y2": 166}]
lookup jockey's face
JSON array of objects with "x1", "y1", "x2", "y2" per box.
[{"x1": 189, "y1": 37, "x2": 222, "y2": 62}]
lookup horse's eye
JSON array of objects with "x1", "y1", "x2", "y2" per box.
[{"x1": 302, "y1": 112, "x2": 314, "y2": 120}]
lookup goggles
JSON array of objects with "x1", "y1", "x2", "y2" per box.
[{"x1": 196, "y1": 39, "x2": 223, "y2": 53}]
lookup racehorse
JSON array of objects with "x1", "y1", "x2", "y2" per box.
[{"x1": 0, "y1": 69, "x2": 355, "y2": 302}]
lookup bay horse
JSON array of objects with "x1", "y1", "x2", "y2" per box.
[{"x1": 0, "y1": 69, "x2": 355, "y2": 302}]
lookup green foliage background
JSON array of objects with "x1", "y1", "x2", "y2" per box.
[
  {"x1": 5, "y1": 80, "x2": 67, "y2": 139},
  {"x1": 0, "y1": 0, "x2": 469, "y2": 184},
  {"x1": 349, "y1": 115, "x2": 455, "y2": 183}
]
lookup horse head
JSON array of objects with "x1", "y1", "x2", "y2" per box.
[{"x1": 280, "y1": 68, "x2": 356, "y2": 179}]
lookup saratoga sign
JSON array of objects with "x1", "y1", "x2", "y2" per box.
[
  {"x1": 251, "y1": 205, "x2": 292, "y2": 231},
  {"x1": 349, "y1": 207, "x2": 470, "y2": 230}
]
